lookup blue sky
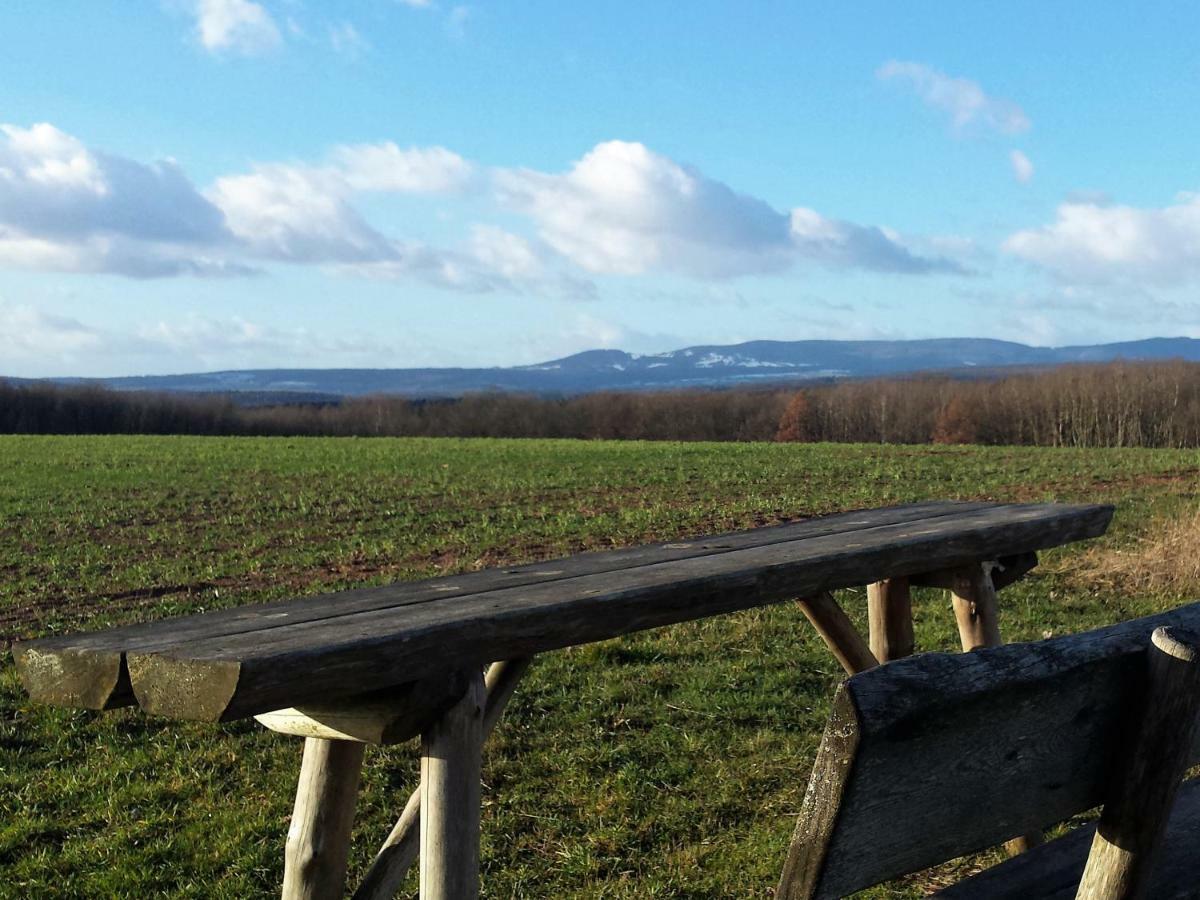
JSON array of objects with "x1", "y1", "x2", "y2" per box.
[{"x1": 3, "y1": 1, "x2": 1200, "y2": 377}]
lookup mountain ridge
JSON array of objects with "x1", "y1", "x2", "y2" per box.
[{"x1": 11, "y1": 337, "x2": 1200, "y2": 399}]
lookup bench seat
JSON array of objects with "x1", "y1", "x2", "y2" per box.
[{"x1": 936, "y1": 777, "x2": 1200, "y2": 899}]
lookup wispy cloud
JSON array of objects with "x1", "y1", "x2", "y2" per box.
[
  {"x1": 877, "y1": 60, "x2": 1030, "y2": 135},
  {"x1": 1010, "y1": 149, "x2": 1034, "y2": 183},
  {"x1": 328, "y1": 22, "x2": 369, "y2": 58}
]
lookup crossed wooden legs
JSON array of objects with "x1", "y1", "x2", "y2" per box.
[{"x1": 271, "y1": 659, "x2": 531, "y2": 900}]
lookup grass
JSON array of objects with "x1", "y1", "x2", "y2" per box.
[{"x1": 2, "y1": 435, "x2": 1200, "y2": 898}]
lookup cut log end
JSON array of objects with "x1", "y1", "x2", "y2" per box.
[
  {"x1": 12, "y1": 645, "x2": 131, "y2": 710},
  {"x1": 128, "y1": 653, "x2": 242, "y2": 721},
  {"x1": 1151, "y1": 625, "x2": 1200, "y2": 664}
]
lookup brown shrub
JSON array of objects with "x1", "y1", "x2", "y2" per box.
[
  {"x1": 1067, "y1": 506, "x2": 1200, "y2": 597},
  {"x1": 775, "y1": 391, "x2": 812, "y2": 442},
  {"x1": 931, "y1": 394, "x2": 978, "y2": 444}
]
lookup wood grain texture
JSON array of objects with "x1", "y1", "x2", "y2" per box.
[
  {"x1": 778, "y1": 602, "x2": 1200, "y2": 900},
  {"x1": 935, "y1": 779, "x2": 1200, "y2": 899},
  {"x1": 122, "y1": 503, "x2": 1112, "y2": 721},
  {"x1": 797, "y1": 593, "x2": 878, "y2": 675},
  {"x1": 775, "y1": 689, "x2": 861, "y2": 900},
  {"x1": 1075, "y1": 626, "x2": 1200, "y2": 900},
  {"x1": 14, "y1": 501, "x2": 987, "y2": 710},
  {"x1": 867, "y1": 577, "x2": 913, "y2": 662},
  {"x1": 420, "y1": 670, "x2": 485, "y2": 900},
  {"x1": 282, "y1": 737, "x2": 366, "y2": 900},
  {"x1": 353, "y1": 658, "x2": 531, "y2": 900}
]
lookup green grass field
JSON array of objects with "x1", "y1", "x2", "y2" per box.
[{"x1": 2, "y1": 435, "x2": 1199, "y2": 898}]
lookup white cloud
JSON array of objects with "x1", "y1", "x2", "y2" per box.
[
  {"x1": 1010, "y1": 149, "x2": 1034, "y2": 184},
  {"x1": 469, "y1": 225, "x2": 544, "y2": 281},
  {"x1": 345, "y1": 227, "x2": 596, "y2": 299},
  {"x1": 495, "y1": 140, "x2": 958, "y2": 277},
  {"x1": 395, "y1": 0, "x2": 433, "y2": 7},
  {"x1": 1004, "y1": 194, "x2": 1200, "y2": 284},
  {"x1": 210, "y1": 164, "x2": 397, "y2": 263},
  {"x1": 877, "y1": 61, "x2": 1030, "y2": 135},
  {"x1": 192, "y1": 0, "x2": 282, "y2": 55},
  {"x1": 207, "y1": 143, "x2": 474, "y2": 264},
  {"x1": 332, "y1": 143, "x2": 474, "y2": 193},
  {"x1": 0, "y1": 122, "x2": 247, "y2": 277}
]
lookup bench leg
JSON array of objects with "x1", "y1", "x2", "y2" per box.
[
  {"x1": 948, "y1": 563, "x2": 1042, "y2": 855},
  {"x1": 283, "y1": 737, "x2": 366, "y2": 900},
  {"x1": 354, "y1": 658, "x2": 531, "y2": 900},
  {"x1": 420, "y1": 668, "x2": 486, "y2": 900},
  {"x1": 867, "y1": 577, "x2": 914, "y2": 662},
  {"x1": 798, "y1": 592, "x2": 879, "y2": 675},
  {"x1": 1076, "y1": 626, "x2": 1200, "y2": 900}
]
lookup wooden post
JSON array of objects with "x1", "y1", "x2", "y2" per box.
[
  {"x1": 797, "y1": 592, "x2": 878, "y2": 676},
  {"x1": 282, "y1": 737, "x2": 367, "y2": 900},
  {"x1": 949, "y1": 563, "x2": 1003, "y2": 651},
  {"x1": 1076, "y1": 626, "x2": 1200, "y2": 900},
  {"x1": 354, "y1": 658, "x2": 531, "y2": 900},
  {"x1": 420, "y1": 668, "x2": 486, "y2": 900},
  {"x1": 948, "y1": 562, "x2": 1041, "y2": 854},
  {"x1": 867, "y1": 577, "x2": 914, "y2": 662}
]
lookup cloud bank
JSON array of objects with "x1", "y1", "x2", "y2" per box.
[
  {"x1": 496, "y1": 141, "x2": 959, "y2": 278},
  {"x1": 0, "y1": 124, "x2": 963, "y2": 291}
]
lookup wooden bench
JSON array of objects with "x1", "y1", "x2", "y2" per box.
[
  {"x1": 13, "y1": 500, "x2": 1112, "y2": 898},
  {"x1": 778, "y1": 604, "x2": 1200, "y2": 899}
]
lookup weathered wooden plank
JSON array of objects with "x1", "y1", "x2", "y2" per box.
[
  {"x1": 950, "y1": 563, "x2": 1043, "y2": 855},
  {"x1": 935, "y1": 778, "x2": 1200, "y2": 899},
  {"x1": 126, "y1": 503, "x2": 1112, "y2": 721},
  {"x1": 1075, "y1": 626, "x2": 1200, "y2": 899},
  {"x1": 776, "y1": 689, "x2": 862, "y2": 900},
  {"x1": 777, "y1": 601, "x2": 1200, "y2": 900},
  {"x1": 13, "y1": 501, "x2": 988, "y2": 710}
]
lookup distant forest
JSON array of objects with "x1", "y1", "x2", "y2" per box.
[{"x1": 6, "y1": 360, "x2": 1200, "y2": 447}]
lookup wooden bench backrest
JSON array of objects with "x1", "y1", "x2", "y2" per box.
[{"x1": 778, "y1": 601, "x2": 1200, "y2": 900}]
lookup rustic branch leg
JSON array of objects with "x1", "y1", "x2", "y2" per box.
[
  {"x1": 420, "y1": 668, "x2": 486, "y2": 900},
  {"x1": 1076, "y1": 626, "x2": 1200, "y2": 900},
  {"x1": 355, "y1": 658, "x2": 531, "y2": 900},
  {"x1": 283, "y1": 737, "x2": 367, "y2": 900},
  {"x1": 867, "y1": 577, "x2": 914, "y2": 662},
  {"x1": 948, "y1": 563, "x2": 1041, "y2": 855},
  {"x1": 949, "y1": 564, "x2": 1002, "y2": 651},
  {"x1": 798, "y1": 592, "x2": 878, "y2": 675}
]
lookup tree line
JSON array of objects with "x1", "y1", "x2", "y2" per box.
[{"x1": 6, "y1": 360, "x2": 1200, "y2": 447}]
